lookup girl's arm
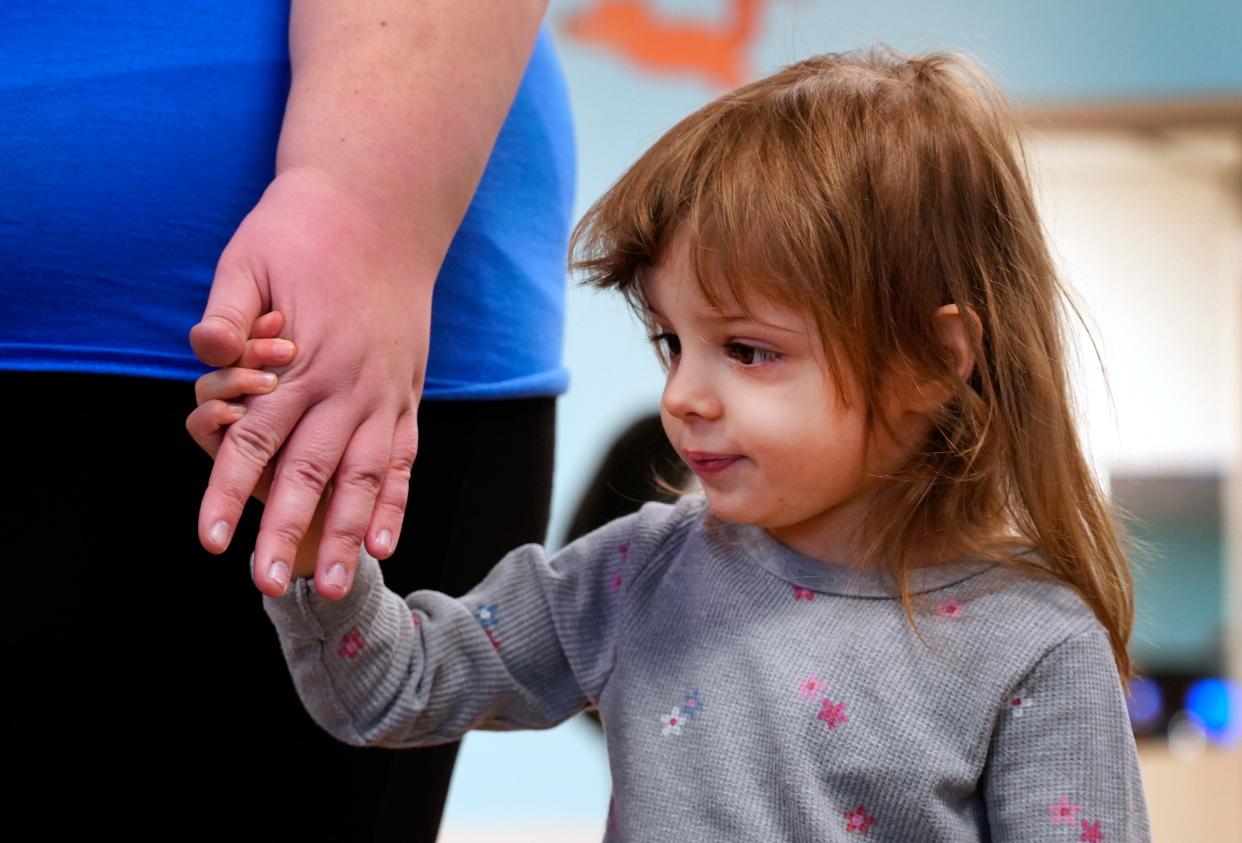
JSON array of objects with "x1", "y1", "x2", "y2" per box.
[
  {"x1": 196, "y1": 346, "x2": 698, "y2": 746},
  {"x1": 981, "y1": 625, "x2": 1152, "y2": 841},
  {"x1": 259, "y1": 497, "x2": 692, "y2": 749}
]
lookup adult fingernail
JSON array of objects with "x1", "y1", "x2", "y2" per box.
[
  {"x1": 273, "y1": 340, "x2": 294, "y2": 361},
  {"x1": 269, "y1": 560, "x2": 290, "y2": 594},
  {"x1": 210, "y1": 520, "x2": 230, "y2": 550},
  {"x1": 325, "y1": 563, "x2": 350, "y2": 593},
  {"x1": 376, "y1": 529, "x2": 392, "y2": 555}
]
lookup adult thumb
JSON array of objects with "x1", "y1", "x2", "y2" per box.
[{"x1": 190, "y1": 261, "x2": 265, "y2": 368}]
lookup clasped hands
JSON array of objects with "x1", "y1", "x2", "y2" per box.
[{"x1": 188, "y1": 168, "x2": 433, "y2": 600}]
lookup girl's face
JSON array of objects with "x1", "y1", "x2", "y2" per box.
[{"x1": 644, "y1": 232, "x2": 924, "y2": 565}]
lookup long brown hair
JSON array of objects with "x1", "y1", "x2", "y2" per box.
[{"x1": 569, "y1": 46, "x2": 1139, "y2": 683}]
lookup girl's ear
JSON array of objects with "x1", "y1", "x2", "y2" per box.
[
  {"x1": 934, "y1": 303, "x2": 981, "y2": 385},
  {"x1": 893, "y1": 303, "x2": 982, "y2": 415}
]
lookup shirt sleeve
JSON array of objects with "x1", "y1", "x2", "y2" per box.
[
  {"x1": 981, "y1": 625, "x2": 1152, "y2": 841},
  {"x1": 258, "y1": 499, "x2": 689, "y2": 749}
]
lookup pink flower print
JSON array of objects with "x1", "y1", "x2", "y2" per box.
[
  {"x1": 1005, "y1": 688, "x2": 1034, "y2": 718},
  {"x1": 798, "y1": 675, "x2": 825, "y2": 700},
  {"x1": 609, "y1": 568, "x2": 624, "y2": 593},
  {"x1": 1078, "y1": 819, "x2": 1104, "y2": 841},
  {"x1": 794, "y1": 586, "x2": 815, "y2": 601},
  {"x1": 660, "y1": 707, "x2": 685, "y2": 736},
  {"x1": 843, "y1": 804, "x2": 876, "y2": 834},
  {"x1": 1049, "y1": 795, "x2": 1081, "y2": 825},
  {"x1": 938, "y1": 598, "x2": 964, "y2": 618},
  {"x1": 338, "y1": 629, "x2": 365, "y2": 659},
  {"x1": 618, "y1": 542, "x2": 630, "y2": 557},
  {"x1": 410, "y1": 611, "x2": 421, "y2": 628},
  {"x1": 818, "y1": 698, "x2": 849, "y2": 730}
]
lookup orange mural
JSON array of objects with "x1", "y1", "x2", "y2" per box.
[{"x1": 562, "y1": 0, "x2": 770, "y2": 90}]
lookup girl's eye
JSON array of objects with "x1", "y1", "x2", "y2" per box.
[
  {"x1": 726, "y1": 342, "x2": 781, "y2": 366},
  {"x1": 648, "y1": 331, "x2": 681, "y2": 358}
]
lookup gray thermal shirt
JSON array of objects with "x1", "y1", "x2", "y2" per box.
[{"x1": 260, "y1": 495, "x2": 1151, "y2": 841}]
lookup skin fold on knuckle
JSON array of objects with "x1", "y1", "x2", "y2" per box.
[
  {"x1": 338, "y1": 464, "x2": 385, "y2": 499},
  {"x1": 373, "y1": 496, "x2": 408, "y2": 530},
  {"x1": 324, "y1": 530, "x2": 365, "y2": 561},
  {"x1": 279, "y1": 454, "x2": 335, "y2": 499},
  {"x1": 387, "y1": 448, "x2": 415, "y2": 480},
  {"x1": 226, "y1": 421, "x2": 283, "y2": 472},
  {"x1": 267, "y1": 522, "x2": 310, "y2": 553}
]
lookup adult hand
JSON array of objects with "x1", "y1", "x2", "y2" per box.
[{"x1": 190, "y1": 165, "x2": 432, "y2": 600}]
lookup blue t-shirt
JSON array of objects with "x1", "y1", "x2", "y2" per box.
[{"x1": 0, "y1": 2, "x2": 574, "y2": 399}]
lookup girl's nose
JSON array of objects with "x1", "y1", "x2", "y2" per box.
[{"x1": 662, "y1": 358, "x2": 723, "y2": 421}]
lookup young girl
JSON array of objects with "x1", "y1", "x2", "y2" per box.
[{"x1": 189, "y1": 48, "x2": 1151, "y2": 841}]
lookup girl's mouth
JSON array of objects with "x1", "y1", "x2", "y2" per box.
[{"x1": 685, "y1": 452, "x2": 742, "y2": 477}]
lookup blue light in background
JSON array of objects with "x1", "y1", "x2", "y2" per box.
[
  {"x1": 1184, "y1": 678, "x2": 1241, "y2": 746},
  {"x1": 1125, "y1": 675, "x2": 1164, "y2": 732}
]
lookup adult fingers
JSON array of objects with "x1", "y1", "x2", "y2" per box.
[
  {"x1": 313, "y1": 412, "x2": 396, "y2": 597},
  {"x1": 250, "y1": 400, "x2": 357, "y2": 598},
  {"x1": 198, "y1": 393, "x2": 301, "y2": 556},
  {"x1": 365, "y1": 403, "x2": 417, "y2": 559},
  {"x1": 189, "y1": 261, "x2": 265, "y2": 368}
]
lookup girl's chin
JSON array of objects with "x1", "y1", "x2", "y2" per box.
[{"x1": 701, "y1": 494, "x2": 768, "y2": 527}]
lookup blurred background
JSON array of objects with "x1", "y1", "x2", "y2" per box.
[{"x1": 440, "y1": 1, "x2": 1242, "y2": 840}]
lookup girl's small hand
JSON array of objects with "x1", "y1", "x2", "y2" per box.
[
  {"x1": 186, "y1": 311, "x2": 295, "y2": 503},
  {"x1": 189, "y1": 309, "x2": 327, "y2": 587}
]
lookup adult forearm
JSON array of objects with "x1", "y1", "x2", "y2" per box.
[{"x1": 277, "y1": 0, "x2": 549, "y2": 271}]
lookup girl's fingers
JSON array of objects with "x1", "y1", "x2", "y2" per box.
[
  {"x1": 239, "y1": 312, "x2": 294, "y2": 368},
  {"x1": 185, "y1": 399, "x2": 247, "y2": 459},
  {"x1": 194, "y1": 366, "x2": 279, "y2": 406},
  {"x1": 251, "y1": 311, "x2": 285, "y2": 339},
  {"x1": 236, "y1": 336, "x2": 296, "y2": 370}
]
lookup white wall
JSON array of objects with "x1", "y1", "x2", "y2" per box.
[{"x1": 1024, "y1": 129, "x2": 1241, "y2": 477}]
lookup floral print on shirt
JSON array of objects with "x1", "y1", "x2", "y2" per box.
[
  {"x1": 473, "y1": 602, "x2": 502, "y2": 649},
  {"x1": 1049, "y1": 795, "x2": 1080, "y2": 825},
  {"x1": 798, "y1": 675, "x2": 826, "y2": 700},
  {"x1": 796, "y1": 676, "x2": 850, "y2": 732},
  {"x1": 1043, "y1": 794, "x2": 1106, "y2": 840},
  {"x1": 1078, "y1": 819, "x2": 1104, "y2": 841},
  {"x1": 338, "y1": 629, "x2": 365, "y2": 659},
  {"x1": 609, "y1": 542, "x2": 630, "y2": 593},
  {"x1": 843, "y1": 804, "x2": 876, "y2": 834},
  {"x1": 818, "y1": 698, "x2": 849, "y2": 730},
  {"x1": 659, "y1": 688, "x2": 704, "y2": 736},
  {"x1": 660, "y1": 708, "x2": 685, "y2": 736},
  {"x1": 937, "y1": 597, "x2": 964, "y2": 618},
  {"x1": 1005, "y1": 687, "x2": 1034, "y2": 718}
]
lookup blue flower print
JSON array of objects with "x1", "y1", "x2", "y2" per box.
[
  {"x1": 682, "y1": 688, "x2": 704, "y2": 720},
  {"x1": 473, "y1": 603, "x2": 499, "y2": 630}
]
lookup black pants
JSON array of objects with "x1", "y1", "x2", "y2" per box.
[{"x1": 4, "y1": 371, "x2": 555, "y2": 840}]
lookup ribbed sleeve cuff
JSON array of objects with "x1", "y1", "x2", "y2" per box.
[{"x1": 255, "y1": 547, "x2": 386, "y2": 641}]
